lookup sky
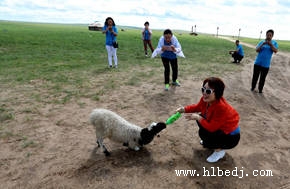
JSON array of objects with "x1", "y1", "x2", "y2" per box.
[{"x1": 1, "y1": 0, "x2": 290, "y2": 40}]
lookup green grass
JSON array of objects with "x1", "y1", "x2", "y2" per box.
[{"x1": 1, "y1": 21, "x2": 289, "y2": 105}]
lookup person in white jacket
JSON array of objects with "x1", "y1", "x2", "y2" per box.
[{"x1": 152, "y1": 29, "x2": 185, "y2": 91}]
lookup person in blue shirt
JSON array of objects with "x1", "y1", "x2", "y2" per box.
[
  {"x1": 152, "y1": 29, "x2": 185, "y2": 91},
  {"x1": 142, "y1": 21, "x2": 154, "y2": 57},
  {"x1": 251, "y1": 29, "x2": 278, "y2": 93},
  {"x1": 102, "y1": 17, "x2": 118, "y2": 68},
  {"x1": 229, "y1": 40, "x2": 244, "y2": 63}
]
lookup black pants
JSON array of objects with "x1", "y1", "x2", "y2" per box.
[
  {"x1": 251, "y1": 64, "x2": 269, "y2": 92},
  {"x1": 232, "y1": 52, "x2": 243, "y2": 62},
  {"x1": 162, "y1": 57, "x2": 178, "y2": 84},
  {"x1": 197, "y1": 121, "x2": 240, "y2": 150}
]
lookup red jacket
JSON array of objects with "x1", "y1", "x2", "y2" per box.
[{"x1": 184, "y1": 97, "x2": 239, "y2": 134}]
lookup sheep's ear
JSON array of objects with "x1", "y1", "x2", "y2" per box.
[
  {"x1": 140, "y1": 128, "x2": 154, "y2": 145},
  {"x1": 140, "y1": 128, "x2": 149, "y2": 139}
]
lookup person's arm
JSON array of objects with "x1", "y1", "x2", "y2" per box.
[
  {"x1": 111, "y1": 26, "x2": 118, "y2": 36},
  {"x1": 176, "y1": 97, "x2": 203, "y2": 113},
  {"x1": 149, "y1": 29, "x2": 152, "y2": 35},
  {"x1": 269, "y1": 41, "x2": 278, "y2": 53},
  {"x1": 151, "y1": 36, "x2": 164, "y2": 58},
  {"x1": 256, "y1": 40, "x2": 268, "y2": 52},
  {"x1": 171, "y1": 36, "x2": 182, "y2": 53},
  {"x1": 102, "y1": 26, "x2": 108, "y2": 34}
]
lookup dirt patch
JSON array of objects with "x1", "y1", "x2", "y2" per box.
[{"x1": 1, "y1": 47, "x2": 290, "y2": 189}]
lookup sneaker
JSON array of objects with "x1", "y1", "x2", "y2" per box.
[
  {"x1": 114, "y1": 65, "x2": 118, "y2": 68},
  {"x1": 109, "y1": 65, "x2": 112, "y2": 68},
  {"x1": 206, "y1": 150, "x2": 225, "y2": 163},
  {"x1": 172, "y1": 80, "x2": 180, "y2": 86},
  {"x1": 165, "y1": 84, "x2": 170, "y2": 91}
]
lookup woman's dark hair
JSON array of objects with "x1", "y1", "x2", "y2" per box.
[
  {"x1": 163, "y1": 29, "x2": 173, "y2": 35},
  {"x1": 104, "y1": 17, "x2": 115, "y2": 26},
  {"x1": 144, "y1": 21, "x2": 149, "y2": 26},
  {"x1": 266, "y1": 29, "x2": 274, "y2": 36},
  {"x1": 202, "y1": 77, "x2": 225, "y2": 100}
]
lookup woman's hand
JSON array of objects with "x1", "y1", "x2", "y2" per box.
[
  {"x1": 184, "y1": 113, "x2": 201, "y2": 121},
  {"x1": 170, "y1": 45, "x2": 176, "y2": 52},
  {"x1": 161, "y1": 46, "x2": 168, "y2": 51},
  {"x1": 175, "y1": 107, "x2": 184, "y2": 113}
]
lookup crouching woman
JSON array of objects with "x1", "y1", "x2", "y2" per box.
[{"x1": 176, "y1": 77, "x2": 240, "y2": 163}]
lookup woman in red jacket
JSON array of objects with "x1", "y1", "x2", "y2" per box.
[{"x1": 176, "y1": 77, "x2": 240, "y2": 163}]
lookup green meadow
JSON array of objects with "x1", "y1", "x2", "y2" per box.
[{"x1": 0, "y1": 21, "x2": 288, "y2": 107}]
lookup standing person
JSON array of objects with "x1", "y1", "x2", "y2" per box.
[
  {"x1": 175, "y1": 77, "x2": 240, "y2": 163},
  {"x1": 251, "y1": 29, "x2": 278, "y2": 93},
  {"x1": 229, "y1": 40, "x2": 244, "y2": 63},
  {"x1": 152, "y1": 29, "x2": 185, "y2": 91},
  {"x1": 102, "y1": 17, "x2": 118, "y2": 68},
  {"x1": 142, "y1": 21, "x2": 154, "y2": 57}
]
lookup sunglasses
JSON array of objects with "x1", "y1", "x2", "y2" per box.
[{"x1": 201, "y1": 87, "x2": 214, "y2": 95}]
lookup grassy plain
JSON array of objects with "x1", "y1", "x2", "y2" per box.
[
  {"x1": 0, "y1": 22, "x2": 255, "y2": 84},
  {"x1": 0, "y1": 21, "x2": 288, "y2": 117}
]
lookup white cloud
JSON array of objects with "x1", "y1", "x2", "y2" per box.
[{"x1": 0, "y1": 0, "x2": 289, "y2": 40}]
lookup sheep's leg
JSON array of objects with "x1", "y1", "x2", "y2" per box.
[
  {"x1": 97, "y1": 138, "x2": 110, "y2": 156},
  {"x1": 96, "y1": 139, "x2": 101, "y2": 148}
]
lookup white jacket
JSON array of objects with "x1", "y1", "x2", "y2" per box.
[{"x1": 151, "y1": 35, "x2": 185, "y2": 58}]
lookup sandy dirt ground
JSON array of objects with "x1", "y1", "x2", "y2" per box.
[{"x1": 1, "y1": 42, "x2": 290, "y2": 189}]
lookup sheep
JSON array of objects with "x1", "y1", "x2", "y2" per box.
[{"x1": 89, "y1": 108, "x2": 166, "y2": 156}]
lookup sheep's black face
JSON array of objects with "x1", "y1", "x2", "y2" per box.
[
  {"x1": 139, "y1": 122, "x2": 166, "y2": 145},
  {"x1": 148, "y1": 122, "x2": 166, "y2": 135}
]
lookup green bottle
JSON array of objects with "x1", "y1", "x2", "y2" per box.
[{"x1": 166, "y1": 112, "x2": 182, "y2": 125}]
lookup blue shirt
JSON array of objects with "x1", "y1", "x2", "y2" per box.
[
  {"x1": 143, "y1": 29, "x2": 151, "y2": 40},
  {"x1": 102, "y1": 25, "x2": 118, "y2": 46},
  {"x1": 236, "y1": 44, "x2": 244, "y2": 56},
  {"x1": 161, "y1": 39, "x2": 177, "y2": 59},
  {"x1": 254, "y1": 40, "x2": 278, "y2": 68}
]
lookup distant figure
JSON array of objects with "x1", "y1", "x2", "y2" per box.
[
  {"x1": 142, "y1": 21, "x2": 154, "y2": 57},
  {"x1": 152, "y1": 29, "x2": 185, "y2": 91},
  {"x1": 251, "y1": 29, "x2": 278, "y2": 93},
  {"x1": 102, "y1": 17, "x2": 118, "y2": 68},
  {"x1": 229, "y1": 40, "x2": 244, "y2": 63}
]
